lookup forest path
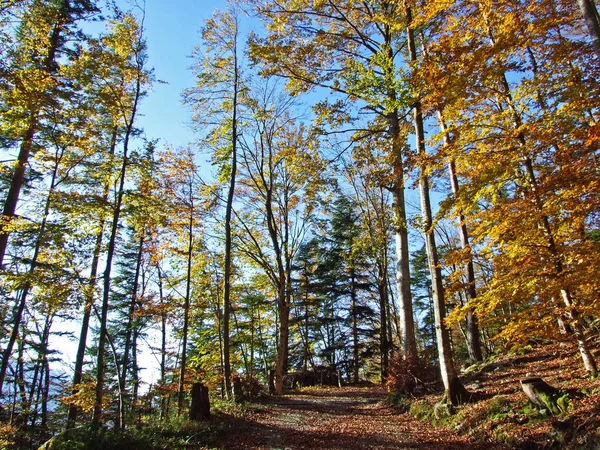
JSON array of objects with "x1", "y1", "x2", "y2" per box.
[{"x1": 214, "y1": 386, "x2": 505, "y2": 449}]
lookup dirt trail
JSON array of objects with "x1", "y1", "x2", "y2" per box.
[{"x1": 215, "y1": 386, "x2": 505, "y2": 449}]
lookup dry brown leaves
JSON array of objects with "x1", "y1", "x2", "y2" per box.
[
  {"x1": 210, "y1": 342, "x2": 599, "y2": 449},
  {"x1": 214, "y1": 386, "x2": 505, "y2": 449}
]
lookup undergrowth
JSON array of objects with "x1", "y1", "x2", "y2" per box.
[
  {"x1": 43, "y1": 419, "x2": 227, "y2": 450},
  {"x1": 38, "y1": 400, "x2": 247, "y2": 450}
]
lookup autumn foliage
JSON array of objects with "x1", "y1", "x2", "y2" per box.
[
  {"x1": 386, "y1": 356, "x2": 439, "y2": 397},
  {"x1": 0, "y1": 0, "x2": 599, "y2": 448}
]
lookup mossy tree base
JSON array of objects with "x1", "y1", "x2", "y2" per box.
[
  {"x1": 520, "y1": 376, "x2": 564, "y2": 414},
  {"x1": 445, "y1": 376, "x2": 471, "y2": 406}
]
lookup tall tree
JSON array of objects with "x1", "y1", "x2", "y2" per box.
[
  {"x1": 153, "y1": 147, "x2": 208, "y2": 416},
  {"x1": 236, "y1": 81, "x2": 326, "y2": 393},
  {"x1": 321, "y1": 195, "x2": 373, "y2": 383},
  {"x1": 185, "y1": 7, "x2": 244, "y2": 398},
  {"x1": 406, "y1": 4, "x2": 468, "y2": 405},
  {"x1": 92, "y1": 11, "x2": 150, "y2": 423}
]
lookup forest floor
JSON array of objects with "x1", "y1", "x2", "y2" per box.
[
  {"x1": 213, "y1": 385, "x2": 506, "y2": 449},
  {"x1": 212, "y1": 342, "x2": 600, "y2": 450}
]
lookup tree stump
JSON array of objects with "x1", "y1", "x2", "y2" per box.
[
  {"x1": 189, "y1": 382, "x2": 210, "y2": 420},
  {"x1": 268, "y1": 369, "x2": 275, "y2": 394},
  {"x1": 520, "y1": 376, "x2": 562, "y2": 414},
  {"x1": 232, "y1": 376, "x2": 243, "y2": 403}
]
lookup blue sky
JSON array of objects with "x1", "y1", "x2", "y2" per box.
[{"x1": 133, "y1": 0, "x2": 224, "y2": 148}]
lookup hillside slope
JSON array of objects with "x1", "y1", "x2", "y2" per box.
[{"x1": 404, "y1": 342, "x2": 600, "y2": 449}]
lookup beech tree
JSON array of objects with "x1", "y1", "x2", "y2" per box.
[
  {"x1": 0, "y1": 0, "x2": 98, "y2": 267},
  {"x1": 91, "y1": 11, "x2": 150, "y2": 423},
  {"x1": 185, "y1": 7, "x2": 244, "y2": 398},
  {"x1": 235, "y1": 81, "x2": 326, "y2": 394},
  {"x1": 405, "y1": 3, "x2": 468, "y2": 404},
  {"x1": 418, "y1": 0, "x2": 600, "y2": 375},
  {"x1": 248, "y1": 0, "x2": 419, "y2": 363}
]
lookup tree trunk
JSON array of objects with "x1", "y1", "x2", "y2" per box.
[
  {"x1": 275, "y1": 289, "x2": 289, "y2": 394},
  {"x1": 351, "y1": 272, "x2": 359, "y2": 384},
  {"x1": 94, "y1": 64, "x2": 142, "y2": 422},
  {"x1": 156, "y1": 263, "x2": 168, "y2": 421},
  {"x1": 189, "y1": 383, "x2": 210, "y2": 420},
  {"x1": 439, "y1": 116, "x2": 483, "y2": 363},
  {"x1": 578, "y1": 0, "x2": 600, "y2": 57},
  {"x1": 132, "y1": 327, "x2": 140, "y2": 421},
  {"x1": 378, "y1": 272, "x2": 389, "y2": 381},
  {"x1": 264, "y1": 152, "x2": 289, "y2": 394},
  {"x1": 223, "y1": 28, "x2": 240, "y2": 398},
  {"x1": 390, "y1": 143, "x2": 417, "y2": 362},
  {"x1": 520, "y1": 376, "x2": 562, "y2": 414},
  {"x1": 67, "y1": 127, "x2": 117, "y2": 428},
  {"x1": 16, "y1": 334, "x2": 28, "y2": 427},
  {"x1": 93, "y1": 151, "x2": 127, "y2": 423},
  {"x1": 378, "y1": 20, "x2": 418, "y2": 364},
  {"x1": 560, "y1": 288, "x2": 597, "y2": 376},
  {"x1": 25, "y1": 314, "x2": 52, "y2": 428},
  {"x1": 0, "y1": 113, "x2": 37, "y2": 266},
  {"x1": 177, "y1": 210, "x2": 194, "y2": 415},
  {"x1": 41, "y1": 351, "x2": 50, "y2": 433},
  {"x1": 66, "y1": 230, "x2": 103, "y2": 425},
  {"x1": 250, "y1": 312, "x2": 255, "y2": 378},
  {"x1": 407, "y1": 6, "x2": 468, "y2": 405}
]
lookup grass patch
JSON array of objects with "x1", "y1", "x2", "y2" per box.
[
  {"x1": 408, "y1": 399, "x2": 435, "y2": 422},
  {"x1": 386, "y1": 392, "x2": 412, "y2": 413}
]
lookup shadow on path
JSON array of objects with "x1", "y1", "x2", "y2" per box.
[{"x1": 215, "y1": 386, "x2": 507, "y2": 449}]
